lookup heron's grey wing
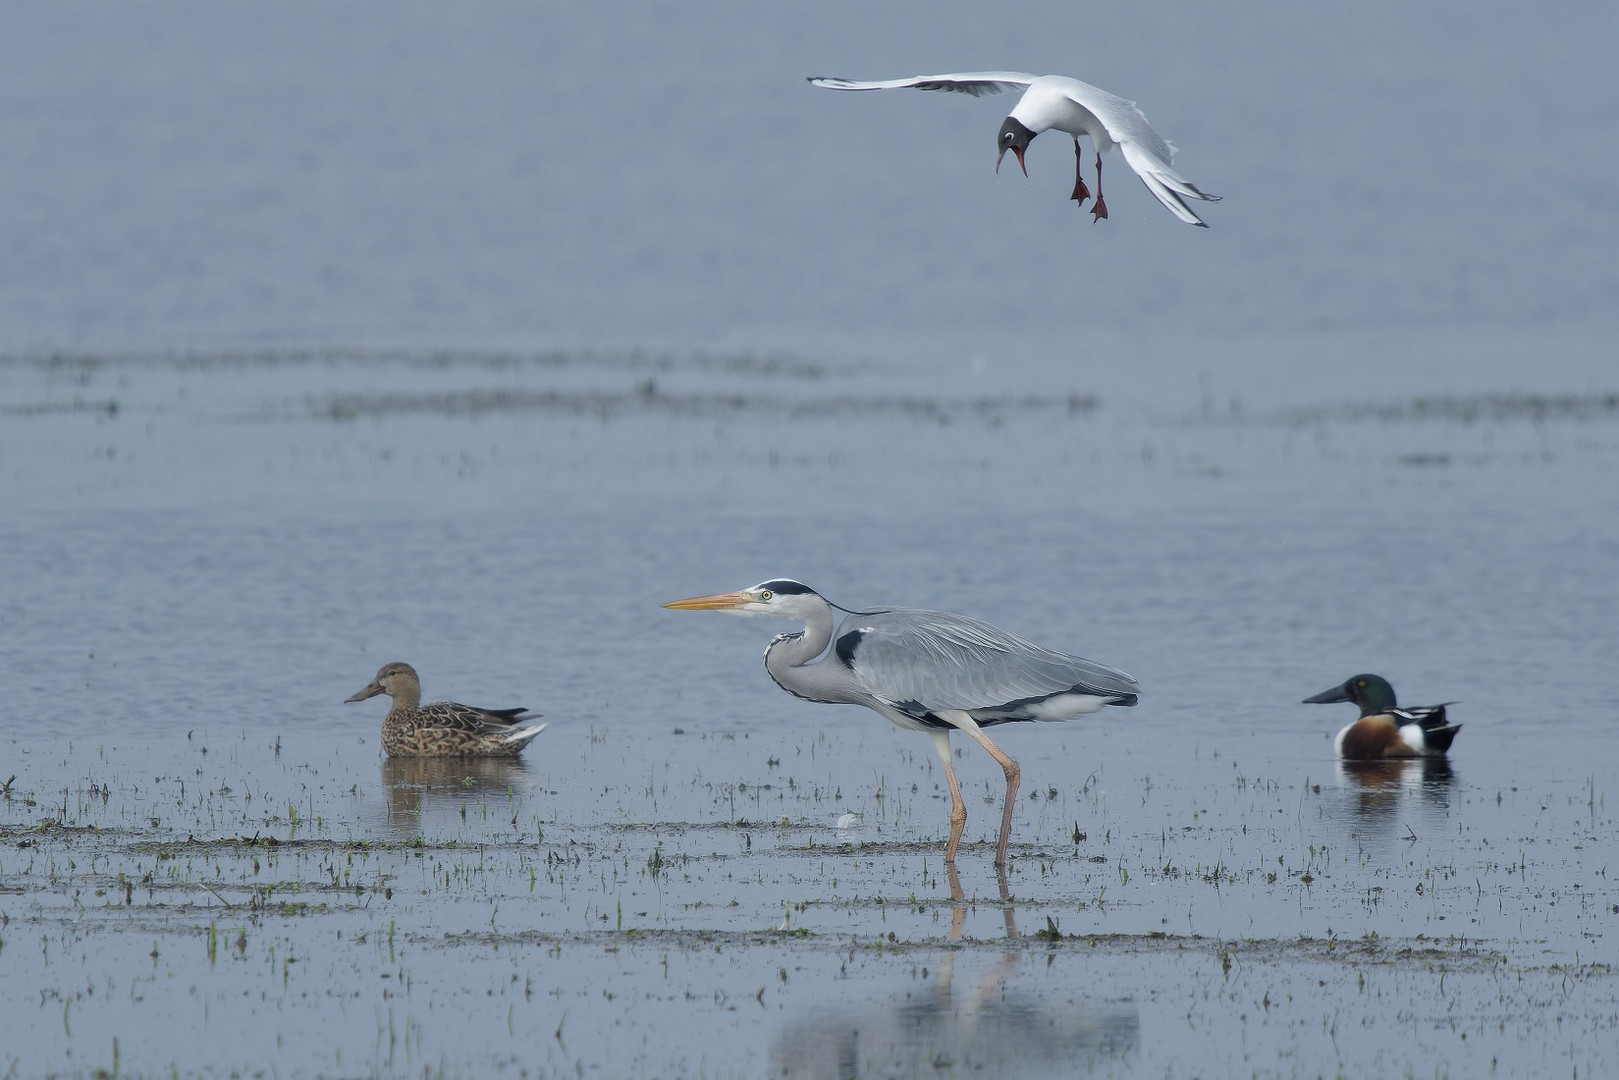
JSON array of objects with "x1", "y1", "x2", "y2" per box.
[
  {"x1": 808, "y1": 72, "x2": 1036, "y2": 98},
  {"x1": 837, "y1": 609, "x2": 1138, "y2": 716},
  {"x1": 1050, "y1": 76, "x2": 1220, "y2": 224}
]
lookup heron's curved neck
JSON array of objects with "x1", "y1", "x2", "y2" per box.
[{"x1": 762, "y1": 597, "x2": 850, "y2": 703}]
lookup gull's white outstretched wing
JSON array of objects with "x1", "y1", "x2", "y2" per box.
[
  {"x1": 835, "y1": 608, "x2": 1139, "y2": 723},
  {"x1": 1051, "y1": 76, "x2": 1222, "y2": 225},
  {"x1": 809, "y1": 72, "x2": 1037, "y2": 98}
]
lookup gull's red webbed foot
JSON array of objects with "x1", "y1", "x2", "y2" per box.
[
  {"x1": 1090, "y1": 156, "x2": 1108, "y2": 222},
  {"x1": 1070, "y1": 139, "x2": 1091, "y2": 206}
]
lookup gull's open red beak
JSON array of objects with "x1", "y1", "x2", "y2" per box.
[{"x1": 995, "y1": 146, "x2": 1028, "y2": 177}]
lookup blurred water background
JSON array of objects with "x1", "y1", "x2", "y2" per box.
[{"x1": 2, "y1": 2, "x2": 1617, "y2": 1077}]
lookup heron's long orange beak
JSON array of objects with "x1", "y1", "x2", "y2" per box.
[{"x1": 662, "y1": 590, "x2": 753, "y2": 611}]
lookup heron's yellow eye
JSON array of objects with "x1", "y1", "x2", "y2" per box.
[{"x1": 759, "y1": 589, "x2": 773, "y2": 601}]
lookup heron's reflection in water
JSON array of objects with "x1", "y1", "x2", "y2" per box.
[
  {"x1": 944, "y1": 864, "x2": 1018, "y2": 939},
  {"x1": 380, "y1": 756, "x2": 534, "y2": 837},
  {"x1": 772, "y1": 865, "x2": 1138, "y2": 1079}
]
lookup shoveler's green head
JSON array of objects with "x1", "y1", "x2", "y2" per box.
[{"x1": 1303, "y1": 673, "x2": 1398, "y2": 717}]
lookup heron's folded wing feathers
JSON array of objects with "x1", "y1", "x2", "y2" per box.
[{"x1": 843, "y1": 609, "x2": 1138, "y2": 714}]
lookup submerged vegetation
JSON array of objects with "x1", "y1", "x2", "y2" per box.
[{"x1": 1, "y1": 727, "x2": 1614, "y2": 1077}]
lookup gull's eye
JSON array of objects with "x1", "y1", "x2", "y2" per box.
[{"x1": 759, "y1": 589, "x2": 773, "y2": 601}]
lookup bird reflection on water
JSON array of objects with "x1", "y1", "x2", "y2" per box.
[
  {"x1": 379, "y1": 756, "x2": 534, "y2": 837},
  {"x1": 772, "y1": 864, "x2": 1138, "y2": 1078},
  {"x1": 1330, "y1": 758, "x2": 1456, "y2": 851},
  {"x1": 770, "y1": 940, "x2": 1138, "y2": 1078}
]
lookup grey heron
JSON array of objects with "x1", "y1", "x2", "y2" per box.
[
  {"x1": 808, "y1": 72, "x2": 1220, "y2": 225},
  {"x1": 663, "y1": 579, "x2": 1140, "y2": 867}
]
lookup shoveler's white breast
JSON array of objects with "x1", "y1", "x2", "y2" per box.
[
  {"x1": 1397, "y1": 723, "x2": 1428, "y2": 755},
  {"x1": 1333, "y1": 723, "x2": 1352, "y2": 757}
]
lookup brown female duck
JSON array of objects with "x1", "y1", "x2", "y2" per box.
[{"x1": 345, "y1": 662, "x2": 545, "y2": 758}]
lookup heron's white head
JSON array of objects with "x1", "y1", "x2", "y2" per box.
[{"x1": 662, "y1": 579, "x2": 824, "y2": 619}]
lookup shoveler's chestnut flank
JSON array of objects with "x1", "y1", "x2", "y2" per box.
[
  {"x1": 345, "y1": 662, "x2": 546, "y2": 758},
  {"x1": 1303, "y1": 673, "x2": 1460, "y2": 759}
]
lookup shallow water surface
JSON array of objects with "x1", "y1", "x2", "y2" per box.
[
  {"x1": 4, "y1": 0, "x2": 1619, "y2": 1073},
  {"x1": 3, "y1": 351, "x2": 1617, "y2": 1077}
]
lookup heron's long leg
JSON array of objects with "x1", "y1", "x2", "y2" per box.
[
  {"x1": 1069, "y1": 139, "x2": 1091, "y2": 206},
  {"x1": 930, "y1": 729, "x2": 967, "y2": 864},
  {"x1": 1091, "y1": 153, "x2": 1109, "y2": 222},
  {"x1": 961, "y1": 726, "x2": 1021, "y2": 868}
]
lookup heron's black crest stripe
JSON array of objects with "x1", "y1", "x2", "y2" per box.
[{"x1": 759, "y1": 579, "x2": 816, "y2": 596}]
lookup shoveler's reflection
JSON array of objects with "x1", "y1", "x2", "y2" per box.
[
  {"x1": 1331, "y1": 757, "x2": 1456, "y2": 844},
  {"x1": 380, "y1": 756, "x2": 535, "y2": 837}
]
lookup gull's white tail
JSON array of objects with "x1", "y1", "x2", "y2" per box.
[{"x1": 1120, "y1": 143, "x2": 1221, "y2": 227}]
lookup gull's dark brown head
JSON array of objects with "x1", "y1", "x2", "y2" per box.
[{"x1": 996, "y1": 117, "x2": 1035, "y2": 176}]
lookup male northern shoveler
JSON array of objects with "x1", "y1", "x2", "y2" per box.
[
  {"x1": 1302, "y1": 673, "x2": 1460, "y2": 759},
  {"x1": 345, "y1": 662, "x2": 546, "y2": 758}
]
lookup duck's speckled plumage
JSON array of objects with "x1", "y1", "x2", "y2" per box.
[
  {"x1": 346, "y1": 662, "x2": 545, "y2": 758},
  {"x1": 1303, "y1": 673, "x2": 1460, "y2": 760}
]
